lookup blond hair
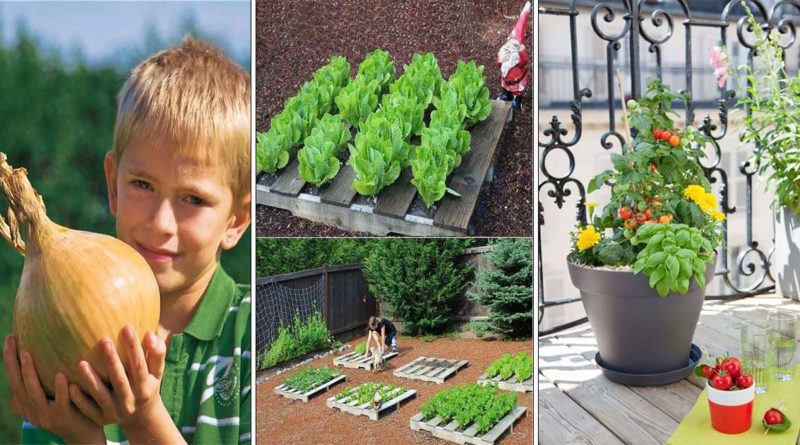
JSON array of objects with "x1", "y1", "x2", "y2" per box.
[{"x1": 112, "y1": 37, "x2": 250, "y2": 201}]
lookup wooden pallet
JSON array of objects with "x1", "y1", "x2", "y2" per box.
[
  {"x1": 477, "y1": 373, "x2": 533, "y2": 393},
  {"x1": 273, "y1": 374, "x2": 347, "y2": 403},
  {"x1": 326, "y1": 385, "x2": 417, "y2": 421},
  {"x1": 256, "y1": 100, "x2": 512, "y2": 236},
  {"x1": 410, "y1": 406, "x2": 527, "y2": 445},
  {"x1": 393, "y1": 356, "x2": 468, "y2": 384},
  {"x1": 333, "y1": 350, "x2": 399, "y2": 370}
]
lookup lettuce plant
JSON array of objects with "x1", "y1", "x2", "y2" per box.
[
  {"x1": 348, "y1": 113, "x2": 410, "y2": 195},
  {"x1": 381, "y1": 93, "x2": 425, "y2": 138},
  {"x1": 335, "y1": 79, "x2": 380, "y2": 128},
  {"x1": 447, "y1": 60, "x2": 492, "y2": 127},
  {"x1": 430, "y1": 87, "x2": 468, "y2": 129},
  {"x1": 256, "y1": 129, "x2": 290, "y2": 174},
  {"x1": 390, "y1": 52, "x2": 443, "y2": 108},
  {"x1": 410, "y1": 141, "x2": 451, "y2": 208},
  {"x1": 355, "y1": 49, "x2": 395, "y2": 93},
  {"x1": 313, "y1": 56, "x2": 351, "y2": 96},
  {"x1": 297, "y1": 114, "x2": 350, "y2": 187}
]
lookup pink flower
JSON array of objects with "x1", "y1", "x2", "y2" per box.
[{"x1": 709, "y1": 46, "x2": 728, "y2": 89}]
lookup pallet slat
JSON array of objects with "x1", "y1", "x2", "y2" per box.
[
  {"x1": 477, "y1": 372, "x2": 533, "y2": 393},
  {"x1": 410, "y1": 406, "x2": 527, "y2": 445},
  {"x1": 320, "y1": 164, "x2": 358, "y2": 206},
  {"x1": 373, "y1": 168, "x2": 416, "y2": 218},
  {"x1": 270, "y1": 159, "x2": 305, "y2": 196},
  {"x1": 434, "y1": 100, "x2": 511, "y2": 231}
]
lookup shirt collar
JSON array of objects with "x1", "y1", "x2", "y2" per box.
[{"x1": 184, "y1": 264, "x2": 236, "y2": 341}]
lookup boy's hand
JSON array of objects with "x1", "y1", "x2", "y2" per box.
[
  {"x1": 3, "y1": 336, "x2": 105, "y2": 444},
  {"x1": 73, "y1": 326, "x2": 167, "y2": 431}
]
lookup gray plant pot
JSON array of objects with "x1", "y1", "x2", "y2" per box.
[
  {"x1": 567, "y1": 257, "x2": 715, "y2": 379},
  {"x1": 775, "y1": 207, "x2": 800, "y2": 301}
]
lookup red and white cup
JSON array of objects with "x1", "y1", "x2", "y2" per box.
[{"x1": 707, "y1": 381, "x2": 755, "y2": 434}]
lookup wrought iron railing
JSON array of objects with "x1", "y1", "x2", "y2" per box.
[{"x1": 537, "y1": 0, "x2": 794, "y2": 336}]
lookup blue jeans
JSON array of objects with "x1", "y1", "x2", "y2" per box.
[{"x1": 385, "y1": 332, "x2": 397, "y2": 349}]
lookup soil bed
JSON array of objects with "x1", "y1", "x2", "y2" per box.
[
  {"x1": 256, "y1": 336, "x2": 533, "y2": 445},
  {"x1": 255, "y1": 0, "x2": 531, "y2": 237}
]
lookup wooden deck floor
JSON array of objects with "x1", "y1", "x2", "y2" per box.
[{"x1": 539, "y1": 293, "x2": 800, "y2": 445}]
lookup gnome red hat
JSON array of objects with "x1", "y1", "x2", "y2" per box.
[{"x1": 498, "y1": 1, "x2": 531, "y2": 97}]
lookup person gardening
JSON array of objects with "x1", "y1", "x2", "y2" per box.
[
  {"x1": 365, "y1": 316, "x2": 398, "y2": 355},
  {"x1": 3, "y1": 37, "x2": 252, "y2": 444}
]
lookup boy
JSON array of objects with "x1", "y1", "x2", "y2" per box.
[
  {"x1": 3, "y1": 37, "x2": 251, "y2": 444},
  {"x1": 364, "y1": 316, "x2": 398, "y2": 355}
]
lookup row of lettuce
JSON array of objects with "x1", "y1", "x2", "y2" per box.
[{"x1": 256, "y1": 49, "x2": 492, "y2": 207}]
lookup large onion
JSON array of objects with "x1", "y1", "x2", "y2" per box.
[{"x1": 0, "y1": 153, "x2": 160, "y2": 396}]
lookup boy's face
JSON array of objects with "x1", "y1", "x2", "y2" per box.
[{"x1": 104, "y1": 137, "x2": 250, "y2": 297}]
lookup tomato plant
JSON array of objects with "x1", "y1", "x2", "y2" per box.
[{"x1": 570, "y1": 79, "x2": 724, "y2": 296}]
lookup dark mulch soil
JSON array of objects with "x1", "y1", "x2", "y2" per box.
[
  {"x1": 255, "y1": 0, "x2": 532, "y2": 237},
  {"x1": 256, "y1": 336, "x2": 533, "y2": 445}
]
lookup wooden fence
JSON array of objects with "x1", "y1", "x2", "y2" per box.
[{"x1": 255, "y1": 264, "x2": 377, "y2": 355}]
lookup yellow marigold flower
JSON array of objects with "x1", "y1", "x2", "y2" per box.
[
  {"x1": 684, "y1": 184, "x2": 724, "y2": 221},
  {"x1": 683, "y1": 185, "x2": 706, "y2": 204},
  {"x1": 576, "y1": 225, "x2": 602, "y2": 251},
  {"x1": 710, "y1": 210, "x2": 725, "y2": 221}
]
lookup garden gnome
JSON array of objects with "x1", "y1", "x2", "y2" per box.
[{"x1": 497, "y1": 1, "x2": 530, "y2": 111}]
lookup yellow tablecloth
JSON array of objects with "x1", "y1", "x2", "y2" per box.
[{"x1": 668, "y1": 369, "x2": 800, "y2": 445}]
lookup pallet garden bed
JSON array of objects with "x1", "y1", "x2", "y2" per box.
[
  {"x1": 476, "y1": 352, "x2": 533, "y2": 393},
  {"x1": 393, "y1": 356, "x2": 468, "y2": 384},
  {"x1": 410, "y1": 383, "x2": 526, "y2": 445},
  {"x1": 326, "y1": 383, "x2": 417, "y2": 421},
  {"x1": 410, "y1": 406, "x2": 527, "y2": 445},
  {"x1": 273, "y1": 366, "x2": 347, "y2": 403},
  {"x1": 256, "y1": 99, "x2": 511, "y2": 236},
  {"x1": 332, "y1": 350, "x2": 399, "y2": 370}
]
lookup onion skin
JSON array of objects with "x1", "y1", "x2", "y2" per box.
[{"x1": 1, "y1": 153, "x2": 160, "y2": 396}]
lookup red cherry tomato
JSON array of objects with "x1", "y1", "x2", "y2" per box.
[
  {"x1": 721, "y1": 357, "x2": 743, "y2": 380},
  {"x1": 711, "y1": 372, "x2": 733, "y2": 390},
  {"x1": 660, "y1": 131, "x2": 672, "y2": 141},
  {"x1": 618, "y1": 207, "x2": 632, "y2": 219},
  {"x1": 736, "y1": 374, "x2": 753, "y2": 389},
  {"x1": 653, "y1": 130, "x2": 662, "y2": 139},
  {"x1": 699, "y1": 364, "x2": 718, "y2": 379},
  {"x1": 635, "y1": 212, "x2": 647, "y2": 223},
  {"x1": 764, "y1": 408, "x2": 784, "y2": 425}
]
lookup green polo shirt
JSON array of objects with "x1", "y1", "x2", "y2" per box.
[{"x1": 21, "y1": 265, "x2": 252, "y2": 445}]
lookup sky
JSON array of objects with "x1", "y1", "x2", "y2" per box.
[{"x1": 0, "y1": 1, "x2": 250, "y2": 67}]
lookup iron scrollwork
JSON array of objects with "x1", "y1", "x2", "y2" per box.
[{"x1": 539, "y1": 0, "x2": 779, "y2": 335}]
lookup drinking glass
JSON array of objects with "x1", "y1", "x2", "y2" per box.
[
  {"x1": 768, "y1": 311, "x2": 798, "y2": 381},
  {"x1": 740, "y1": 321, "x2": 773, "y2": 394}
]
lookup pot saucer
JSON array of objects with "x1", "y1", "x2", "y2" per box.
[{"x1": 595, "y1": 344, "x2": 702, "y2": 386}]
